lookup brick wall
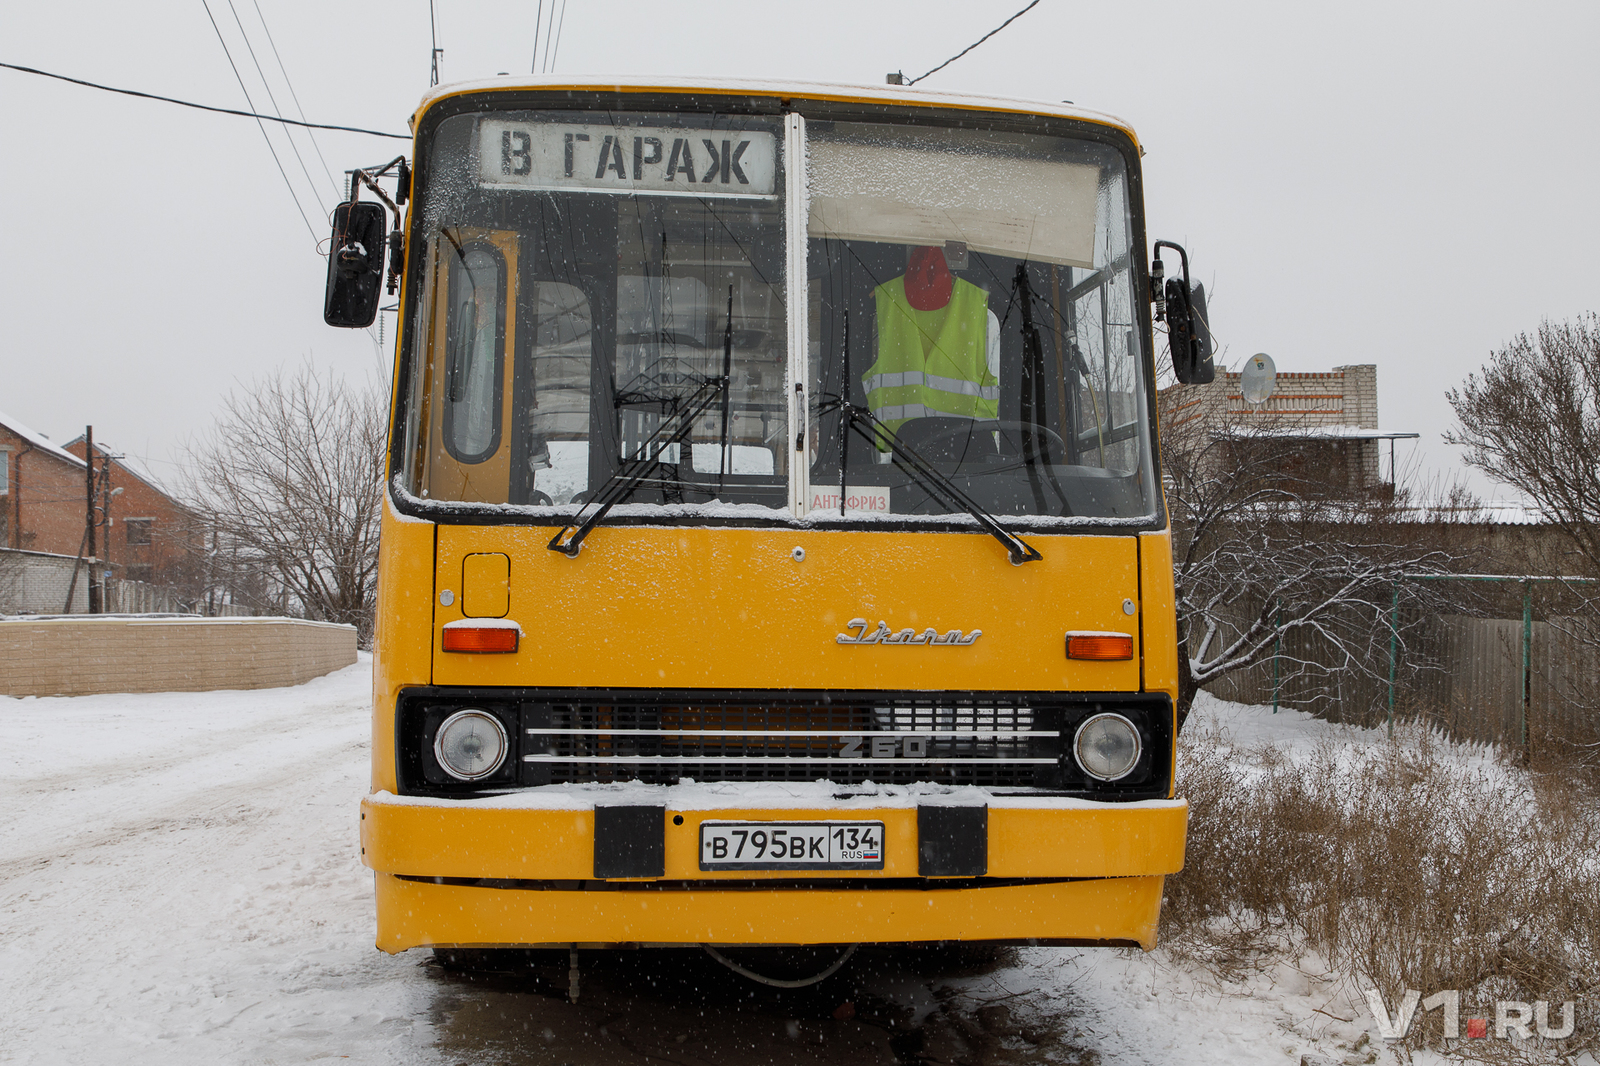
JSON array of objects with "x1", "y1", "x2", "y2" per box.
[
  {"x1": 0, "y1": 617, "x2": 357, "y2": 697},
  {"x1": 0, "y1": 425, "x2": 88, "y2": 556},
  {"x1": 1193, "y1": 363, "x2": 1381, "y2": 428},
  {"x1": 1164, "y1": 363, "x2": 1386, "y2": 489},
  {"x1": 1338, "y1": 364, "x2": 1379, "y2": 430},
  {"x1": 64, "y1": 442, "x2": 199, "y2": 585}
]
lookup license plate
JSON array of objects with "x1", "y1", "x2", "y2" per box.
[{"x1": 698, "y1": 820, "x2": 885, "y2": 871}]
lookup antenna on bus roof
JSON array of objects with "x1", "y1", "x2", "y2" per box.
[{"x1": 429, "y1": 0, "x2": 442, "y2": 85}]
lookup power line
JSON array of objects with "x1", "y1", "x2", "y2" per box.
[
  {"x1": 199, "y1": 0, "x2": 317, "y2": 239},
  {"x1": 906, "y1": 0, "x2": 1041, "y2": 85},
  {"x1": 539, "y1": 0, "x2": 558, "y2": 73},
  {"x1": 532, "y1": 0, "x2": 545, "y2": 73},
  {"x1": 250, "y1": 0, "x2": 344, "y2": 201},
  {"x1": 225, "y1": 0, "x2": 325, "y2": 211},
  {"x1": 0, "y1": 61, "x2": 408, "y2": 139},
  {"x1": 550, "y1": 0, "x2": 571, "y2": 72}
]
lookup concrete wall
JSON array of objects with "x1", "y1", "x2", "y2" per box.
[
  {"x1": 0, "y1": 548, "x2": 249, "y2": 616},
  {"x1": 0, "y1": 547, "x2": 88, "y2": 614},
  {"x1": 0, "y1": 616, "x2": 357, "y2": 697}
]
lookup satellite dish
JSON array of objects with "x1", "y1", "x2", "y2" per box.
[{"x1": 1240, "y1": 352, "x2": 1277, "y2": 405}]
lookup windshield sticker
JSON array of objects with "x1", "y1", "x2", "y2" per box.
[
  {"x1": 478, "y1": 121, "x2": 777, "y2": 198},
  {"x1": 809, "y1": 487, "x2": 891, "y2": 513}
]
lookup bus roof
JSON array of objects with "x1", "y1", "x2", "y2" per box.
[{"x1": 411, "y1": 75, "x2": 1141, "y2": 151}]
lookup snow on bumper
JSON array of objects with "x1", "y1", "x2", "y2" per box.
[{"x1": 359, "y1": 789, "x2": 1188, "y2": 881}]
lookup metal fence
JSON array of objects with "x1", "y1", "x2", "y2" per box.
[
  {"x1": 1206, "y1": 574, "x2": 1600, "y2": 755},
  {"x1": 99, "y1": 577, "x2": 250, "y2": 617}
]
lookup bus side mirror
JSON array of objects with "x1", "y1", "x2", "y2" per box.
[
  {"x1": 324, "y1": 201, "x2": 388, "y2": 328},
  {"x1": 1153, "y1": 240, "x2": 1215, "y2": 385},
  {"x1": 1168, "y1": 280, "x2": 1215, "y2": 384}
]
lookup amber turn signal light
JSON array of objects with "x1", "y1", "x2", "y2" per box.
[
  {"x1": 442, "y1": 624, "x2": 520, "y2": 653},
  {"x1": 1065, "y1": 632, "x2": 1134, "y2": 660}
]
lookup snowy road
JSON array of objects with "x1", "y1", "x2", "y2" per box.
[
  {"x1": 0, "y1": 657, "x2": 432, "y2": 1064},
  {"x1": 1, "y1": 662, "x2": 1389, "y2": 1065}
]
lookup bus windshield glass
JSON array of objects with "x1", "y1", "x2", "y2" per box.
[
  {"x1": 399, "y1": 103, "x2": 1157, "y2": 524},
  {"x1": 402, "y1": 109, "x2": 790, "y2": 511},
  {"x1": 806, "y1": 120, "x2": 1154, "y2": 522}
]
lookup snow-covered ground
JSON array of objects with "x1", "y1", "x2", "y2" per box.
[
  {"x1": 0, "y1": 667, "x2": 1578, "y2": 1064},
  {"x1": 0, "y1": 657, "x2": 434, "y2": 1065}
]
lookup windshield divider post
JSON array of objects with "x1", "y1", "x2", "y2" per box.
[
  {"x1": 782, "y1": 111, "x2": 810, "y2": 518},
  {"x1": 718, "y1": 286, "x2": 734, "y2": 493},
  {"x1": 839, "y1": 293, "x2": 850, "y2": 516}
]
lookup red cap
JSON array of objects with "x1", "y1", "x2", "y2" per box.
[{"x1": 904, "y1": 246, "x2": 954, "y2": 311}]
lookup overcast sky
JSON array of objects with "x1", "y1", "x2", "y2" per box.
[{"x1": 3, "y1": 0, "x2": 1596, "y2": 497}]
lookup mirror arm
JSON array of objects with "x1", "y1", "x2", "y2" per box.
[
  {"x1": 349, "y1": 166, "x2": 408, "y2": 295},
  {"x1": 352, "y1": 168, "x2": 404, "y2": 219},
  {"x1": 1152, "y1": 240, "x2": 1191, "y2": 306}
]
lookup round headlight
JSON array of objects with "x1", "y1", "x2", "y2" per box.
[
  {"x1": 1073, "y1": 713, "x2": 1142, "y2": 781},
  {"x1": 433, "y1": 709, "x2": 509, "y2": 781}
]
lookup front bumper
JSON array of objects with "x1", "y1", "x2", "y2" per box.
[{"x1": 360, "y1": 793, "x2": 1188, "y2": 951}]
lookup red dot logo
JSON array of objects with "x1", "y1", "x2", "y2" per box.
[{"x1": 1466, "y1": 1018, "x2": 1489, "y2": 1039}]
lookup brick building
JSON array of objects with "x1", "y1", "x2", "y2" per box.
[
  {"x1": 63, "y1": 436, "x2": 199, "y2": 586},
  {"x1": 0, "y1": 410, "x2": 89, "y2": 556},
  {"x1": 0, "y1": 411, "x2": 197, "y2": 591},
  {"x1": 1163, "y1": 364, "x2": 1416, "y2": 495}
]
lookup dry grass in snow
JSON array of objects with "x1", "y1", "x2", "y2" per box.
[{"x1": 1163, "y1": 696, "x2": 1600, "y2": 1062}]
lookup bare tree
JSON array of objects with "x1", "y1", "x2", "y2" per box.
[
  {"x1": 1446, "y1": 314, "x2": 1600, "y2": 578},
  {"x1": 183, "y1": 365, "x2": 386, "y2": 644},
  {"x1": 1448, "y1": 317, "x2": 1600, "y2": 767},
  {"x1": 1162, "y1": 390, "x2": 1450, "y2": 728}
]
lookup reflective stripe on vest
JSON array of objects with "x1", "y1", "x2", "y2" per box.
[
  {"x1": 861, "y1": 370, "x2": 1000, "y2": 401},
  {"x1": 865, "y1": 275, "x2": 998, "y2": 443}
]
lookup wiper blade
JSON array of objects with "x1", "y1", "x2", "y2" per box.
[
  {"x1": 548, "y1": 376, "x2": 727, "y2": 557},
  {"x1": 824, "y1": 399, "x2": 1042, "y2": 565}
]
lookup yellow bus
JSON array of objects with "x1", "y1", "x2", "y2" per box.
[{"x1": 325, "y1": 76, "x2": 1209, "y2": 976}]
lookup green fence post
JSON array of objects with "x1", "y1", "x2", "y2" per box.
[
  {"x1": 1387, "y1": 582, "x2": 1399, "y2": 738},
  {"x1": 1273, "y1": 597, "x2": 1281, "y2": 713},
  {"x1": 1521, "y1": 578, "x2": 1532, "y2": 754}
]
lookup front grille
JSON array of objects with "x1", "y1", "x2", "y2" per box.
[
  {"x1": 524, "y1": 697, "x2": 1052, "y2": 787},
  {"x1": 397, "y1": 688, "x2": 1172, "y2": 798}
]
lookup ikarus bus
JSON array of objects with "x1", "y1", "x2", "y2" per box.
[{"x1": 323, "y1": 76, "x2": 1215, "y2": 979}]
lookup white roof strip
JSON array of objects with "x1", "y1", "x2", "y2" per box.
[{"x1": 0, "y1": 409, "x2": 85, "y2": 468}]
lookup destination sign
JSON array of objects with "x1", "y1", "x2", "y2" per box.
[{"x1": 478, "y1": 120, "x2": 778, "y2": 198}]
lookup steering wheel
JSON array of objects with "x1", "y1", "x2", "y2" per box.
[{"x1": 910, "y1": 420, "x2": 1069, "y2": 463}]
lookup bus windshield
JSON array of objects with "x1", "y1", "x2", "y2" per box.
[{"x1": 399, "y1": 103, "x2": 1157, "y2": 524}]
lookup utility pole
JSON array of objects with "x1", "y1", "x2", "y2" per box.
[{"x1": 85, "y1": 425, "x2": 99, "y2": 613}]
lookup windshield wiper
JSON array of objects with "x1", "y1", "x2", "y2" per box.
[
  {"x1": 1012, "y1": 264, "x2": 1071, "y2": 515},
  {"x1": 820, "y1": 397, "x2": 1042, "y2": 565},
  {"x1": 548, "y1": 374, "x2": 727, "y2": 557}
]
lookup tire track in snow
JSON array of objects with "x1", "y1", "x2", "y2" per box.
[
  {"x1": 4, "y1": 700, "x2": 364, "y2": 798},
  {"x1": 0, "y1": 729, "x2": 368, "y2": 883},
  {"x1": 0, "y1": 664, "x2": 440, "y2": 1066}
]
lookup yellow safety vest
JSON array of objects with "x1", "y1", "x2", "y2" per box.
[{"x1": 864, "y1": 275, "x2": 998, "y2": 444}]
